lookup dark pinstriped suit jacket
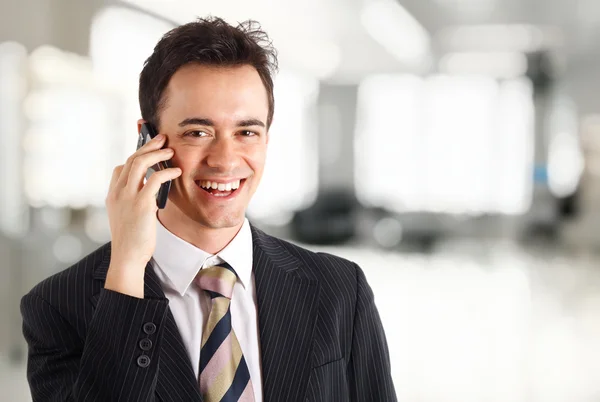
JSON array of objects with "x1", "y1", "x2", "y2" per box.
[{"x1": 21, "y1": 225, "x2": 397, "y2": 401}]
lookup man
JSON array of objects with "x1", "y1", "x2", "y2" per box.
[{"x1": 20, "y1": 17, "x2": 396, "y2": 402}]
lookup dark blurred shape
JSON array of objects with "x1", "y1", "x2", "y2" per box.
[
  {"x1": 526, "y1": 51, "x2": 553, "y2": 93},
  {"x1": 557, "y1": 190, "x2": 579, "y2": 219},
  {"x1": 291, "y1": 189, "x2": 358, "y2": 244}
]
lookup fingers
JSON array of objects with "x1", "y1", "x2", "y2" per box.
[
  {"x1": 124, "y1": 148, "x2": 175, "y2": 194},
  {"x1": 106, "y1": 165, "x2": 124, "y2": 207},
  {"x1": 117, "y1": 134, "x2": 167, "y2": 189},
  {"x1": 139, "y1": 167, "x2": 182, "y2": 200},
  {"x1": 109, "y1": 165, "x2": 124, "y2": 191}
]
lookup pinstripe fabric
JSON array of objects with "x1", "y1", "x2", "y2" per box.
[{"x1": 20, "y1": 225, "x2": 397, "y2": 401}]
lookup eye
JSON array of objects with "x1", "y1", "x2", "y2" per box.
[
  {"x1": 184, "y1": 130, "x2": 209, "y2": 138},
  {"x1": 240, "y1": 130, "x2": 258, "y2": 137}
]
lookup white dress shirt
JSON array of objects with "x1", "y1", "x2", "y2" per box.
[{"x1": 151, "y1": 218, "x2": 263, "y2": 401}]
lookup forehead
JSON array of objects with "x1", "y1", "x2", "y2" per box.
[{"x1": 161, "y1": 64, "x2": 269, "y2": 126}]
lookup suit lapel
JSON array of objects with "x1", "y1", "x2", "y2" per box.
[
  {"x1": 252, "y1": 226, "x2": 321, "y2": 402},
  {"x1": 91, "y1": 245, "x2": 202, "y2": 402}
]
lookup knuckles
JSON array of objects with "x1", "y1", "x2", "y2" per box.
[{"x1": 131, "y1": 155, "x2": 144, "y2": 169}]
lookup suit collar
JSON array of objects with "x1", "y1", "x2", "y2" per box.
[
  {"x1": 95, "y1": 220, "x2": 255, "y2": 286},
  {"x1": 93, "y1": 223, "x2": 296, "y2": 281}
]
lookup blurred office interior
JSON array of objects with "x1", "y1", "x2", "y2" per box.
[{"x1": 2, "y1": 0, "x2": 600, "y2": 400}]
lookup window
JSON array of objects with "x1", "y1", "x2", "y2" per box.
[{"x1": 355, "y1": 74, "x2": 534, "y2": 215}]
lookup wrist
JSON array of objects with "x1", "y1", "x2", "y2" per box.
[
  {"x1": 110, "y1": 246, "x2": 152, "y2": 267},
  {"x1": 105, "y1": 260, "x2": 146, "y2": 298}
]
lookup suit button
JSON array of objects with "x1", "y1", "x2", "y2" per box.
[
  {"x1": 143, "y1": 322, "x2": 156, "y2": 335},
  {"x1": 139, "y1": 338, "x2": 153, "y2": 351},
  {"x1": 137, "y1": 355, "x2": 151, "y2": 368}
]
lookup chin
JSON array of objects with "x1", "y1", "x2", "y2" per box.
[{"x1": 195, "y1": 209, "x2": 245, "y2": 229}]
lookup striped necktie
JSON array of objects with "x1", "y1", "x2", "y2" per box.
[{"x1": 195, "y1": 262, "x2": 255, "y2": 402}]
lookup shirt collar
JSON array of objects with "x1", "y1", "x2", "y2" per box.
[
  {"x1": 153, "y1": 218, "x2": 253, "y2": 296},
  {"x1": 216, "y1": 218, "x2": 253, "y2": 290}
]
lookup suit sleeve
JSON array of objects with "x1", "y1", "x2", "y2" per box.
[
  {"x1": 21, "y1": 288, "x2": 169, "y2": 402},
  {"x1": 347, "y1": 264, "x2": 397, "y2": 402}
]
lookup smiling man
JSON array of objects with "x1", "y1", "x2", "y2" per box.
[{"x1": 20, "y1": 17, "x2": 397, "y2": 402}]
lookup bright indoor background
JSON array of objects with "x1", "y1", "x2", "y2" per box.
[{"x1": 2, "y1": 0, "x2": 600, "y2": 401}]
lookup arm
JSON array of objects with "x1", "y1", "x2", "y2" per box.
[
  {"x1": 20, "y1": 123, "x2": 180, "y2": 401},
  {"x1": 21, "y1": 288, "x2": 169, "y2": 402},
  {"x1": 347, "y1": 264, "x2": 397, "y2": 402}
]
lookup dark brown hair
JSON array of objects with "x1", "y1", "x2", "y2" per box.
[{"x1": 139, "y1": 17, "x2": 278, "y2": 129}]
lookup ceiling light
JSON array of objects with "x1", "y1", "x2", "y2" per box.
[{"x1": 361, "y1": 0, "x2": 430, "y2": 67}]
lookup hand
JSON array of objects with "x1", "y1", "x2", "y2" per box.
[{"x1": 104, "y1": 134, "x2": 182, "y2": 298}]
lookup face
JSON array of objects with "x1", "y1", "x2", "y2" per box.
[{"x1": 155, "y1": 64, "x2": 269, "y2": 230}]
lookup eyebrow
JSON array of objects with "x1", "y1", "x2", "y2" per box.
[{"x1": 178, "y1": 117, "x2": 265, "y2": 128}]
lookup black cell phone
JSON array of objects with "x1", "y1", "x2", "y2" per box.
[{"x1": 136, "y1": 123, "x2": 173, "y2": 209}]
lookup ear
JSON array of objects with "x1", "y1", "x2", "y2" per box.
[
  {"x1": 265, "y1": 130, "x2": 270, "y2": 145},
  {"x1": 137, "y1": 119, "x2": 146, "y2": 134}
]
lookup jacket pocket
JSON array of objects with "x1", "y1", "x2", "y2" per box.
[{"x1": 305, "y1": 358, "x2": 349, "y2": 402}]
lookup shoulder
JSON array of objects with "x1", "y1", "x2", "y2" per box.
[
  {"x1": 253, "y1": 227, "x2": 360, "y2": 292},
  {"x1": 23, "y1": 242, "x2": 110, "y2": 306}
]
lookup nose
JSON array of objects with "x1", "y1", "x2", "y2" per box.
[{"x1": 205, "y1": 137, "x2": 240, "y2": 173}]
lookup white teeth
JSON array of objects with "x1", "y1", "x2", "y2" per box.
[{"x1": 199, "y1": 179, "x2": 242, "y2": 191}]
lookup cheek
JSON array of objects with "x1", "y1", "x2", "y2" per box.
[
  {"x1": 247, "y1": 148, "x2": 267, "y2": 174},
  {"x1": 172, "y1": 147, "x2": 200, "y2": 172}
]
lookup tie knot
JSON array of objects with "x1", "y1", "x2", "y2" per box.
[{"x1": 195, "y1": 262, "x2": 238, "y2": 299}]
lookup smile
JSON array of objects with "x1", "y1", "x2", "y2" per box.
[{"x1": 196, "y1": 179, "x2": 245, "y2": 198}]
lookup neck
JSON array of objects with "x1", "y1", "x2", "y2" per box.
[{"x1": 157, "y1": 208, "x2": 244, "y2": 255}]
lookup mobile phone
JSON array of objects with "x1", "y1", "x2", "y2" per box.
[{"x1": 136, "y1": 123, "x2": 173, "y2": 209}]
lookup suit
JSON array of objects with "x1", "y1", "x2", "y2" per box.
[{"x1": 20, "y1": 225, "x2": 397, "y2": 401}]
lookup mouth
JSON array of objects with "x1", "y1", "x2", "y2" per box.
[{"x1": 195, "y1": 178, "x2": 246, "y2": 198}]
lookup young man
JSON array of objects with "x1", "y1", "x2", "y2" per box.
[{"x1": 20, "y1": 17, "x2": 396, "y2": 402}]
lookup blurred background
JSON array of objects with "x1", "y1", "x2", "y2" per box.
[{"x1": 2, "y1": 0, "x2": 600, "y2": 400}]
